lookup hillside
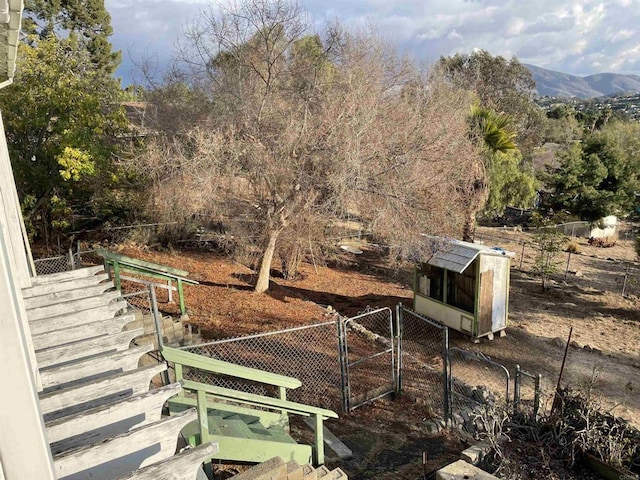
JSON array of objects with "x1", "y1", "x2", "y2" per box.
[{"x1": 526, "y1": 64, "x2": 640, "y2": 98}]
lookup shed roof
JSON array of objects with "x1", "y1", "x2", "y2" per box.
[{"x1": 424, "y1": 237, "x2": 515, "y2": 274}]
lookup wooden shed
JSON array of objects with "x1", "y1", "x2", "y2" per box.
[{"x1": 413, "y1": 238, "x2": 514, "y2": 341}]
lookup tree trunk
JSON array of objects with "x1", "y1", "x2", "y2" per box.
[
  {"x1": 255, "y1": 228, "x2": 280, "y2": 293},
  {"x1": 462, "y1": 210, "x2": 476, "y2": 243}
]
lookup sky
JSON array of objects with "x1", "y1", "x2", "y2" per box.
[{"x1": 105, "y1": 0, "x2": 640, "y2": 85}]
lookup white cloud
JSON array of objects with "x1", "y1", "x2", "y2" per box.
[{"x1": 106, "y1": 0, "x2": 640, "y2": 84}]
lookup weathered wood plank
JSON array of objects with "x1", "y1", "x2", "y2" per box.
[
  {"x1": 30, "y1": 265, "x2": 104, "y2": 285},
  {"x1": 39, "y1": 363, "x2": 166, "y2": 421},
  {"x1": 31, "y1": 313, "x2": 135, "y2": 351},
  {"x1": 22, "y1": 273, "x2": 109, "y2": 298},
  {"x1": 113, "y1": 443, "x2": 218, "y2": 480},
  {"x1": 29, "y1": 300, "x2": 128, "y2": 335},
  {"x1": 36, "y1": 328, "x2": 143, "y2": 369},
  {"x1": 47, "y1": 383, "x2": 183, "y2": 453},
  {"x1": 99, "y1": 250, "x2": 189, "y2": 277},
  {"x1": 26, "y1": 290, "x2": 122, "y2": 321},
  {"x1": 53, "y1": 409, "x2": 197, "y2": 480},
  {"x1": 40, "y1": 344, "x2": 154, "y2": 392},
  {"x1": 24, "y1": 283, "x2": 114, "y2": 309}
]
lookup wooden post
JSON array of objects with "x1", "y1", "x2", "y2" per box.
[
  {"x1": 196, "y1": 389, "x2": 213, "y2": 477},
  {"x1": 177, "y1": 278, "x2": 185, "y2": 315},
  {"x1": 314, "y1": 414, "x2": 324, "y2": 465},
  {"x1": 113, "y1": 261, "x2": 121, "y2": 290}
]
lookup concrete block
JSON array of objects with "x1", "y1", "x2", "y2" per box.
[
  {"x1": 315, "y1": 466, "x2": 331, "y2": 479},
  {"x1": 460, "y1": 442, "x2": 491, "y2": 465},
  {"x1": 330, "y1": 467, "x2": 348, "y2": 479},
  {"x1": 436, "y1": 460, "x2": 499, "y2": 480},
  {"x1": 232, "y1": 457, "x2": 286, "y2": 480},
  {"x1": 286, "y1": 460, "x2": 303, "y2": 480},
  {"x1": 301, "y1": 464, "x2": 317, "y2": 480}
]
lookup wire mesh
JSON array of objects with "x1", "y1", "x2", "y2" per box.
[
  {"x1": 75, "y1": 249, "x2": 104, "y2": 268},
  {"x1": 33, "y1": 255, "x2": 72, "y2": 275},
  {"x1": 398, "y1": 306, "x2": 448, "y2": 418},
  {"x1": 181, "y1": 320, "x2": 343, "y2": 410},
  {"x1": 514, "y1": 366, "x2": 541, "y2": 418},
  {"x1": 448, "y1": 347, "x2": 510, "y2": 416},
  {"x1": 343, "y1": 306, "x2": 395, "y2": 411}
]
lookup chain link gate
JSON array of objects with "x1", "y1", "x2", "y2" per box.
[
  {"x1": 340, "y1": 307, "x2": 396, "y2": 411},
  {"x1": 448, "y1": 347, "x2": 510, "y2": 421},
  {"x1": 514, "y1": 365, "x2": 542, "y2": 418},
  {"x1": 396, "y1": 304, "x2": 449, "y2": 419}
]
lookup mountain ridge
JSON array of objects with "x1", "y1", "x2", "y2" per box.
[{"x1": 525, "y1": 64, "x2": 640, "y2": 99}]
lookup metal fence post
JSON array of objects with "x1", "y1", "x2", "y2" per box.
[
  {"x1": 622, "y1": 263, "x2": 630, "y2": 297},
  {"x1": 395, "y1": 303, "x2": 402, "y2": 396},
  {"x1": 148, "y1": 285, "x2": 169, "y2": 385},
  {"x1": 520, "y1": 241, "x2": 525, "y2": 270},
  {"x1": 514, "y1": 364, "x2": 521, "y2": 413},
  {"x1": 68, "y1": 248, "x2": 76, "y2": 270},
  {"x1": 337, "y1": 317, "x2": 349, "y2": 413},
  {"x1": 534, "y1": 374, "x2": 542, "y2": 418},
  {"x1": 443, "y1": 327, "x2": 450, "y2": 422}
]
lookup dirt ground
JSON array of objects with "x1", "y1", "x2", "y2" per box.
[{"x1": 117, "y1": 224, "x2": 640, "y2": 477}]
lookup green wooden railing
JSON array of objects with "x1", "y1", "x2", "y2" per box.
[
  {"x1": 161, "y1": 346, "x2": 338, "y2": 466},
  {"x1": 98, "y1": 249, "x2": 198, "y2": 315}
]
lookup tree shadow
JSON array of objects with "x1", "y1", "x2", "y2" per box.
[{"x1": 267, "y1": 280, "x2": 411, "y2": 317}]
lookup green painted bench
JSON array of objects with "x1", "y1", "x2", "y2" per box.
[
  {"x1": 161, "y1": 347, "x2": 338, "y2": 469},
  {"x1": 98, "y1": 249, "x2": 198, "y2": 315}
]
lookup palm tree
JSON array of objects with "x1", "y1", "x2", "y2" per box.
[{"x1": 462, "y1": 105, "x2": 518, "y2": 242}]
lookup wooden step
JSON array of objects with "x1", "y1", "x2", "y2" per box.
[
  {"x1": 113, "y1": 442, "x2": 219, "y2": 480},
  {"x1": 40, "y1": 344, "x2": 154, "y2": 392},
  {"x1": 36, "y1": 328, "x2": 144, "y2": 369},
  {"x1": 31, "y1": 312, "x2": 136, "y2": 350},
  {"x1": 23, "y1": 272, "x2": 109, "y2": 298},
  {"x1": 53, "y1": 408, "x2": 197, "y2": 480},
  {"x1": 26, "y1": 290, "x2": 122, "y2": 321},
  {"x1": 29, "y1": 300, "x2": 128, "y2": 335},
  {"x1": 40, "y1": 363, "x2": 166, "y2": 422},
  {"x1": 23, "y1": 282, "x2": 114, "y2": 309},
  {"x1": 30, "y1": 265, "x2": 105, "y2": 285},
  {"x1": 177, "y1": 408, "x2": 310, "y2": 465},
  {"x1": 170, "y1": 396, "x2": 286, "y2": 430},
  {"x1": 47, "y1": 383, "x2": 183, "y2": 454}
]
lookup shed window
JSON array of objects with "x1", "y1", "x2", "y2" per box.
[
  {"x1": 446, "y1": 264, "x2": 476, "y2": 314},
  {"x1": 418, "y1": 264, "x2": 444, "y2": 302}
]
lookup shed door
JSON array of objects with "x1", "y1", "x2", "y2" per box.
[{"x1": 478, "y1": 270, "x2": 493, "y2": 336}]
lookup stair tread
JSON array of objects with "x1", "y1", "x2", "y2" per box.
[{"x1": 172, "y1": 402, "x2": 297, "y2": 444}]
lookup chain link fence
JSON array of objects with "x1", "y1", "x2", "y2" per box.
[
  {"x1": 341, "y1": 307, "x2": 395, "y2": 411},
  {"x1": 181, "y1": 320, "x2": 343, "y2": 411},
  {"x1": 476, "y1": 229, "x2": 640, "y2": 298},
  {"x1": 448, "y1": 347, "x2": 511, "y2": 418},
  {"x1": 33, "y1": 253, "x2": 74, "y2": 275},
  {"x1": 397, "y1": 305, "x2": 449, "y2": 419}
]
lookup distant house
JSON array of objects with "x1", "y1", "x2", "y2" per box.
[{"x1": 413, "y1": 237, "x2": 514, "y2": 341}]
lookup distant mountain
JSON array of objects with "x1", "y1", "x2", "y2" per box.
[{"x1": 525, "y1": 64, "x2": 640, "y2": 99}]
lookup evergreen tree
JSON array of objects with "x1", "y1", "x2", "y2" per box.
[{"x1": 0, "y1": 1, "x2": 126, "y2": 243}]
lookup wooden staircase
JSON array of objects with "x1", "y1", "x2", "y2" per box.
[
  {"x1": 24, "y1": 266, "x2": 216, "y2": 480},
  {"x1": 162, "y1": 347, "x2": 339, "y2": 469},
  {"x1": 23, "y1": 263, "x2": 341, "y2": 479}
]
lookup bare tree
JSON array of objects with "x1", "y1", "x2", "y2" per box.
[{"x1": 133, "y1": 0, "x2": 483, "y2": 293}]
